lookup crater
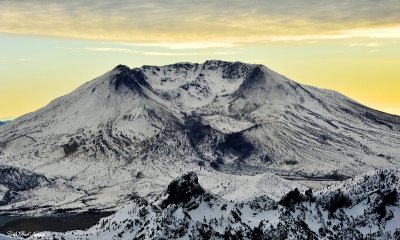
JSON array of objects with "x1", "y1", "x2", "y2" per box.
[{"x1": 217, "y1": 132, "x2": 254, "y2": 160}]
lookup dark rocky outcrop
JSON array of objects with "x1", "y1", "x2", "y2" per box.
[
  {"x1": 0, "y1": 166, "x2": 49, "y2": 206},
  {"x1": 375, "y1": 188, "x2": 398, "y2": 221},
  {"x1": 0, "y1": 166, "x2": 48, "y2": 191},
  {"x1": 63, "y1": 138, "x2": 79, "y2": 156},
  {"x1": 185, "y1": 118, "x2": 214, "y2": 146},
  {"x1": 217, "y1": 132, "x2": 254, "y2": 160},
  {"x1": 278, "y1": 188, "x2": 305, "y2": 209},
  {"x1": 113, "y1": 66, "x2": 150, "y2": 92},
  {"x1": 161, "y1": 172, "x2": 205, "y2": 207},
  {"x1": 325, "y1": 190, "x2": 352, "y2": 214}
]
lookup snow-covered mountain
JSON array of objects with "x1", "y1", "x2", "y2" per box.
[
  {"x1": 9, "y1": 169, "x2": 398, "y2": 240},
  {"x1": 0, "y1": 60, "x2": 399, "y2": 214}
]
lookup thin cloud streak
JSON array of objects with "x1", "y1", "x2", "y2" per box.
[
  {"x1": 84, "y1": 47, "x2": 138, "y2": 53},
  {"x1": 348, "y1": 43, "x2": 381, "y2": 48},
  {"x1": 142, "y1": 51, "x2": 238, "y2": 56},
  {"x1": 74, "y1": 47, "x2": 238, "y2": 56},
  {"x1": 253, "y1": 26, "x2": 400, "y2": 42},
  {"x1": 118, "y1": 42, "x2": 236, "y2": 50}
]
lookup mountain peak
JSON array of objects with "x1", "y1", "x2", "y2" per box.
[
  {"x1": 202, "y1": 59, "x2": 251, "y2": 70},
  {"x1": 111, "y1": 66, "x2": 150, "y2": 92},
  {"x1": 1, "y1": 60, "x2": 400, "y2": 216},
  {"x1": 113, "y1": 64, "x2": 130, "y2": 72},
  {"x1": 161, "y1": 172, "x2": 205, "y2": 207}
]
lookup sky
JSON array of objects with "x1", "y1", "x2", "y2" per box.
[{"x1": 0, "y1": 0, "x2": 400, "y2": 119}]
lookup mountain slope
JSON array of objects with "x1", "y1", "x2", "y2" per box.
[
  {"x1": 0, "y1": 60, "x2": 399, "y2": 214},
  {"x1": 17, "y1": 169, "x2": 400, "y2": 240}
]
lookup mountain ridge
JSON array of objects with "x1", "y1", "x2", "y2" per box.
[
  {"x1": 0, "y1": 60, "x2": 399, "y2": 214},
  {"x1": 13, "y1": 168, "x2": 400, "y2": 240}
]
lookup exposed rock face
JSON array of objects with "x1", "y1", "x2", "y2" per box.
[
  {"x1": 0, "y1": 166, "x2": 49, "y2": 207},
  {"x1": 0, "y1": 166, "x2": 48, "y2": 191},
  {"x1": 23, "y1": 169, "x2": 400, "y2": 240},
  {"x1": 112, "y1": 65, "x2": 150, "y2": 92},
  {"x1": 63, "y1": 138, "x2": 79, "y2": 156},
  {"x1": 162, "y1": 172, "x2": 205, "y2": 207}
]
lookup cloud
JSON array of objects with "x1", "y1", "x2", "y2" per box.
[
  {"x1": 119, "y1": 41, "x2": 236, "y2": 50},
  {"x1": 142, "y1": 51, "x2": 238, "y2": 56},
  {"x1": 1, "y1": 1, "x2": 400, "y2": 43},
  {"x1": 342, "y1": 26, "x2": 400, "y2": 39},
  {"x1": 83, "y1": 47, "x2": 137, "y2": 53},
  {"x1": 348, "y1": 42, "x2": 382, "y2": 48},
  {"x1": 71, "y1": 46, "x2": 238, "y2": 56}
]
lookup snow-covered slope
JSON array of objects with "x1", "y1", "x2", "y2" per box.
[
  {"x1": 0, "y1": 60, "x2": 400, "y2": 214},
  {"x1": 12, "y1": 169, "x2": 399, "y2": 240}
]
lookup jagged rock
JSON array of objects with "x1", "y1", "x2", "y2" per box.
[
  {"x1": 136, "y1": 171, "x2": 145, "y2": 179},
  {"x1": 161, "y1": 172, "x2": 205, "y2": 207},
  {"x1": 278, "y1": 188, "x2": 305, "y2": 209},
  {"x1": 113, "y1": 67, "x2": 150, "y2": 92},
  {"x1": 63, "y1": 138, "x2": 79, "y2": 156},
  {"x1": 0, "y1": 166, "x2": 48, "y2": 191},
  {"x1": 23, "y1": 168, "x2": 400, "y2": 240},
  {"x1": 0, "y1": 166, "x2": 49, "y2": 207}
]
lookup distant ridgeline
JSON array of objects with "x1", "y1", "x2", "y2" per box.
[{"x1": 17, "y1": 169, "x2": 400, "y2": 240}]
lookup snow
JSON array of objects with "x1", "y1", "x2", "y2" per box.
[
  {"x1": 0, "y1": 234, "x2": 20, "y2": 240},
  {"x1": 0, "y1": 60, "x2": 399, "y2": 216},
  {"x1": 199, "y1": 171, "x2": 306, "y2": 202},
  {"x1": 201, "y1": 115, "x2": 255, "y2": 134},
  {"x1": 5, "y1": 168, "x2": 396, "y2": 240}
]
